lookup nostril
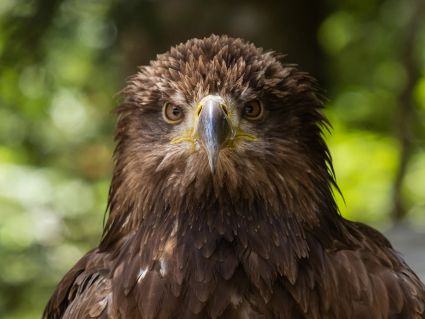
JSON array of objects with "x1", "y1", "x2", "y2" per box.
[
  {"x1": 196, "y1": 104, "x2": 203, "y2": 116},
  {"x1": 221, "y1": 104, "x2": 229, "y2": 116}
]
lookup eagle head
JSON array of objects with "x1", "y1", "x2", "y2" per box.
[{"x1": 109, "y1": 35, "x2": 335, "y2": 228}]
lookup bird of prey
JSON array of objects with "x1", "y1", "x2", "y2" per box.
[{"x1": 44, "y1": 35, "x2": 425, "y2": 318}]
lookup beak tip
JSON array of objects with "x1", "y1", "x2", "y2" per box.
[{"x1": 207, "y1": 155, "x2": 217, "y2": 174}]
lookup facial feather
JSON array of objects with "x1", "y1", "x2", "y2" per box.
[{"x1": 109, "y1": 35, "x2": 334, "y2": 229}]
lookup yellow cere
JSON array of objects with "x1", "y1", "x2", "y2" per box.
[
  {"x1": 170, "y1": 136, "x2": 195, "y2": 144},
  {"x1": 226, "y1": 128, "x2": 256, "y2": 149}
]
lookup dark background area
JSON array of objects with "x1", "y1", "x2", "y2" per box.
[{"x1": 0, "y1": 0, "x2": 424, "y2": 317}]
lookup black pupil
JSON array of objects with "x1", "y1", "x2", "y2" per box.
[
  {"x1": 245, "y1": 104, "x2": 254, "y2": 114},
  {"x1": 171, "y1": 106, "x2": 180, "y2": 118}
]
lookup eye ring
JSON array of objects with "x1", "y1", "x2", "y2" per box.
[
  {"x1": 163, "y1": 103, "x2": 184, "y2": 124},
  {"x1": 242, "y1": 99, "x2": 263, "y2": 120}
]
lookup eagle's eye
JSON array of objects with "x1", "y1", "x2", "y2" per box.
[
  {"x1": 242, "y1": 99, "x2": 263, "y2": 120},
  {"x1": 163, "y1": 103, "x2": 184, "y2": 124}
]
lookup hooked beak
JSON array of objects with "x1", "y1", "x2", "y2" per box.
[{"x1": 195, "y1": 95, "x2": 232, "y2": 173}]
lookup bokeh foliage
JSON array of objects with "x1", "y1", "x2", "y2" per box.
[{"x1": 0, "y1": 0, "x2": 424, "y2": 317}]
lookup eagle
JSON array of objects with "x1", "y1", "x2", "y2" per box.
[{"x1": 44, "y1": 35, "x2": 425, "y2": 319}]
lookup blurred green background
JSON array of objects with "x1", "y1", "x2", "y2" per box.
[{"x1": 0, "y1": 0, "x2": 424, "y2": 317}]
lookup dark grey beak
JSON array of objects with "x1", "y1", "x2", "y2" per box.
[{"x1": 196, "y1": 96, "x2": 232, "y2": 173}]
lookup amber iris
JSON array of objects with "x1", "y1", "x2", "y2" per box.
[
  {"x1": 243, "y1": 99, "x2": 263, "y2": 120},
  {"x1": 163, "y1": 103, "x2": 184, "y2": 124}
]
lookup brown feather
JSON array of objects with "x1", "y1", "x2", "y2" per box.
[{"x1": 43, "y1": 35, "x2": 425, "y2": 319}]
